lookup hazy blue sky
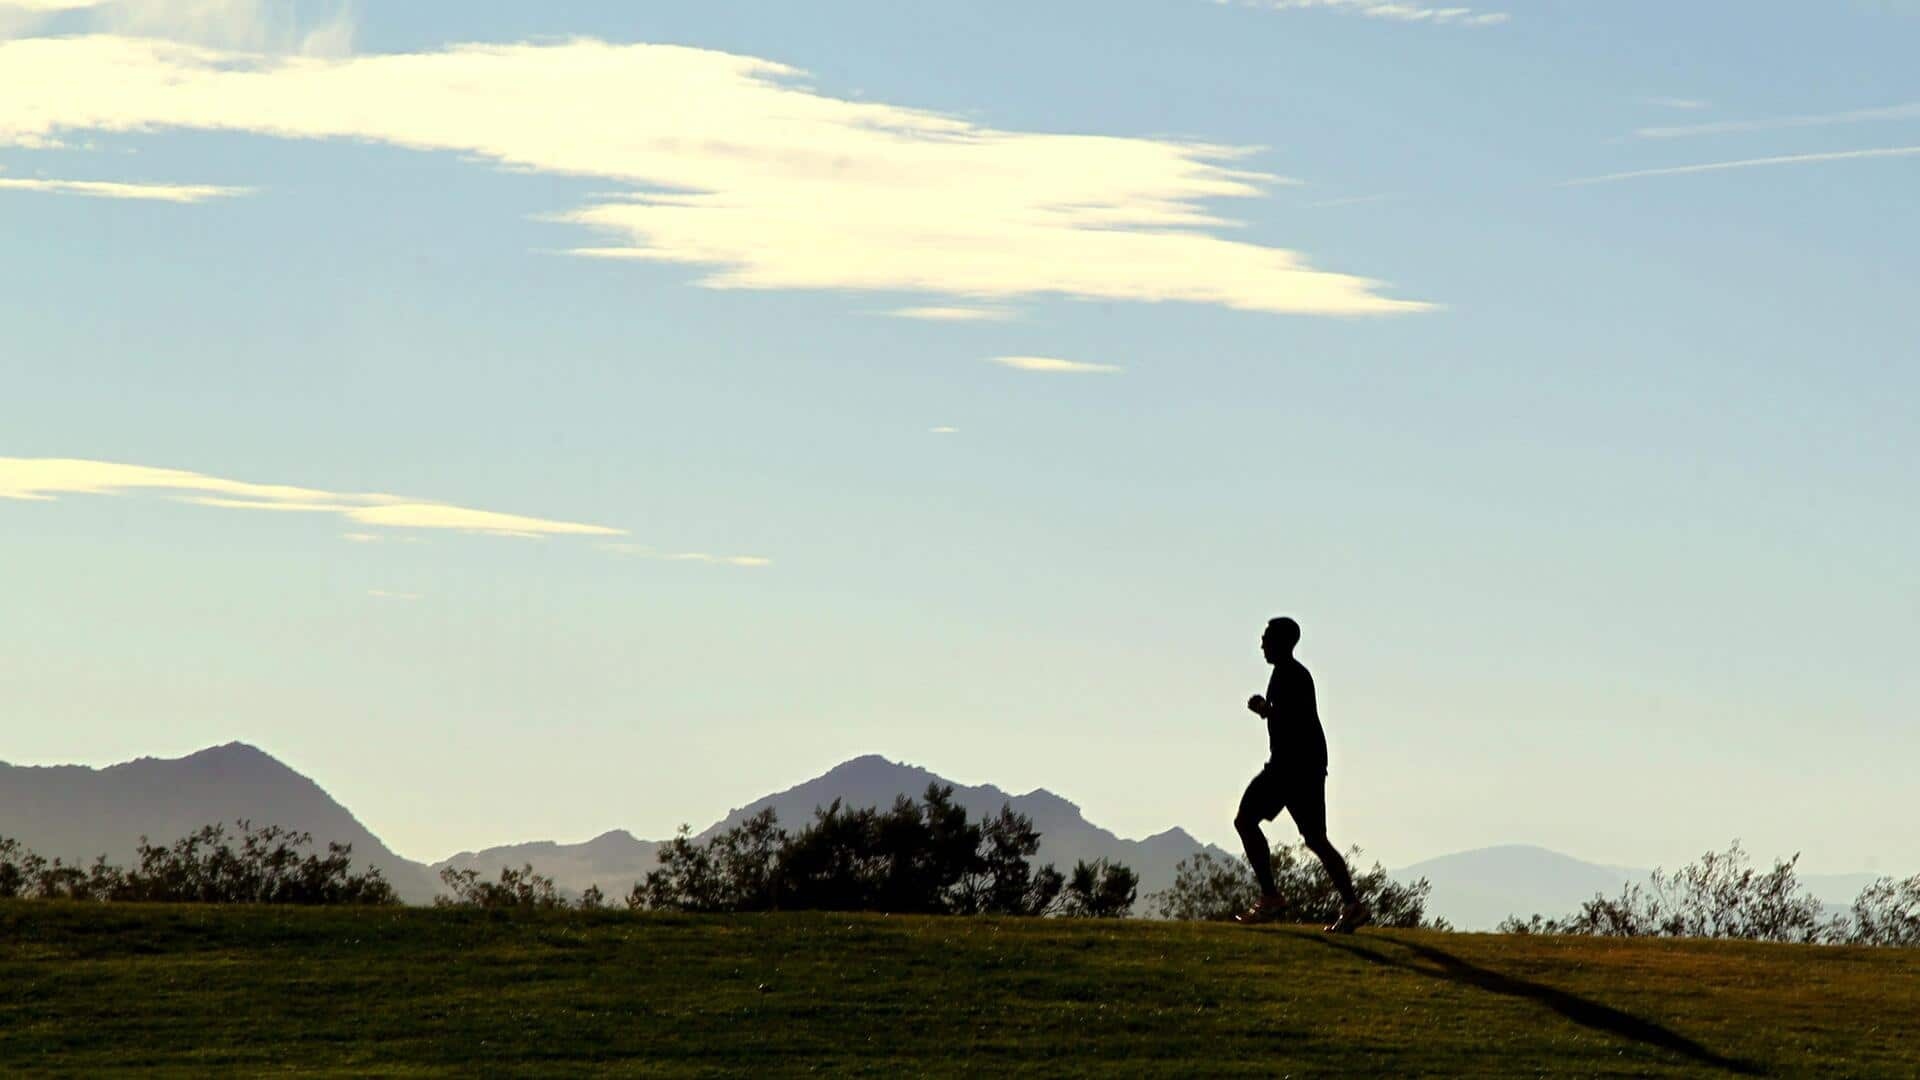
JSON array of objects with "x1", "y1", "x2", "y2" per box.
[{"x1": 3, "y1": 0, "x2": 1915, "y2": 875}]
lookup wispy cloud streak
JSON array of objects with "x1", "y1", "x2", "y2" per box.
[
  {"x1": 1303, "y1": 193, "x2": 1401, "y2": 209},
  {"x1": 992, "y1": 356, "x2": 1122, "y2": 374},
  {"x1": 1563, "y1": 145, "x2": 1920, "y2": 186},
  {"x1": 0, "y1": 176, "x2": 249, "y2": 201},
  {"x1": 1636, "y1": 102, "x2": 1920, "y2": 140},
  {"x1": 1636, "y1": 97, "x2": 1711, "y2": 112},
  {"x1": 889, "y1": 306, "x2": 1014, "y2": 322},
  {"x1": 1218, "y1": 0, "x2": 1509, "y2": 26},
  {"x1": 0, "y1": 458, "x2": 623, "y2": 538},
  {"x1": 600, "y1": 543, "x2": 770, "y2": 567}
]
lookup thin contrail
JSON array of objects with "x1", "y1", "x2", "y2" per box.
[
  {"x1": 1635, "y1": 102, "x2": 1920, "y2": 140},
  {"x1": 1562, "y1": 145, "x2": 1920, "y2": 187}
]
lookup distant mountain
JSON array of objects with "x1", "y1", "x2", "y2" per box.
[
  {"x1": 1400, "y1": 845, "x2": 1882, "y2": 931},
  {"x1": 1801, "y1": 872, "x2": 1883, "y2": 911},
  {"x1": 438, "y1": 755, "x2": 1236, "y2": 903},
  {"x1": 0, "y1": 743, "x2": 441, "y2": 903},
  {"x1": 1397, "y1": 845, "x2": 1641, "y2": 931},
  {"x1": 434, "y1": 830, "x2": 661, "y2": 899},
  {"x1": 6, "y1": 745, "x2": 1225, "y2": 908},
  {"x1": 695, "y1": 754, "x2": 1235, "y2": 903},
  {"x1": 13, "y1": 744, "x2": 1879, "y2": 922}
]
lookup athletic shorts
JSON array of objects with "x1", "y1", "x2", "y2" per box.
[{"x1": 1239, "y1": 763, "x2": 1328, "y2": 841}]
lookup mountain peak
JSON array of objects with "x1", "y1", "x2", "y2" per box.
[
  {"x1": 680, "y1": 755, "x2": 1222, "y2": 902},
  {"x1": 1014, "y1": 787, "x2": 1083, "y2": 817},
  {"x1": 824, "y1": 754, "x2": 921, "y2": 778},
  {"x1": 190, "y1": 741, "x2": 274, "y2": 762},
  {"x1": 173, "y1": 742, "x2": 301, "y2": 779},
  {"x1": 580, "y1": 829, "x2": 654, "y2": 857}
]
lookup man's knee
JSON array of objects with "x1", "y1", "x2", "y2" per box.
[
  {"x1": 1300, "y1": 831, "x2": 1332, "y2": 852},
  {"x1": 1234, "y1": 811, "x2": 1261, "y2": 835}
]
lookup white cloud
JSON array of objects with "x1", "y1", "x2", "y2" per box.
[
  {"x1": 929, "y1": 426, "x2": 960, "y2": 434},
  {"x1": 1563, "y1": 145, "x2": 1920, "y2": 186},
  {"x1": 0, "y1": 457, "x2": 623, "y2": 538},
  {"x1": 0, "y1": 35, "x2": 1431, "y2": 318},
  {"x1": 341, "y1": 532, "x2": 382, "y2": 543},
  {"x1": 349, "y1": 502, "x2": 620, "y2": 539},
  {"x1": 992, "y1": 355, "x2": 1123, "y2": 374},
  {"x1": 1635, "y1": 102, "x2": 1920, "y2": 140},
  {"x1": 1218, "y1": 0, "x2": 1509, "y2": 26},
  {"x1": 367, "y1": 589, "x2": 421, "y2": 601},
  {"x1": 889, "y1": 306, "x2": 1014, "y2": 322},
  {"x1": 600, "y1": 543, "x2": 770, "y2": 567},
  {"x1": 0, "y1": 175, "x2": 249, "y2": 201}
]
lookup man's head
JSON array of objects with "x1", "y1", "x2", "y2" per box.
[{"x1": 1262, "y1": 617, "x2": 1300, "y2": 663}]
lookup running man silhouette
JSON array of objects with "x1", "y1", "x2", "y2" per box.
[{"x1": 1232, "y1": 616, "x2": 1371, "y2": 932}]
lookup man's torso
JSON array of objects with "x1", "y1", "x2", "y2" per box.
[{"x1": 1267, "y1": 659, "x2": 1329, "y2": 774}]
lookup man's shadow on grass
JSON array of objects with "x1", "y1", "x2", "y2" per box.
[{"x1": 1311, "y1": 935, "x2": 1762, "y2": 1076}]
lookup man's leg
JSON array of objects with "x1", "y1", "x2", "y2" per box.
[
  {"x1": 1232, "y1": 770, "x2": 1286, "y2": 921},
  {"x1": 1301, "y1": 833, "x2": 1358, "y2": 908},
  {"x1": 1292, "y1": 773, "x2": 1369, "y2": 932},
  {"x1": 1235, "y1": 809, "x2": 1278, "y2": 897}
]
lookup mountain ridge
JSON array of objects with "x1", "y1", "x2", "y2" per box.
[
  {"x1": 442, "y1": 753, "x2": 1238, "y2": 901},
  {"x1": 1399, "y1": 843, "x2": 1881, "y2": 930},
  {"x1": 4, "y1": 745, "x2": 1886, "y2": 920},
  {"x1": 1, "y1": 744, "x2": 1235, "y2": 906},
  {"x1": 0, "y1": 741, "x2": 442, "y2": 903}
]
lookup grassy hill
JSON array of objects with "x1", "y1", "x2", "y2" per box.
[{"x1": 2, "y1": 901, "x2": 1914, "y2": 1076}]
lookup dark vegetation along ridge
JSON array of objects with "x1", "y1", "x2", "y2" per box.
[
  {"x1": 7, "y1": 744, "x2": 1918, "y2": 939},
  {"x1": 1, "y1": 788, "x2": 1438, "y2": 928},
  {"x1": 438, "y1": 752, "x2": 1239, "y2": 904},
  {"x1": 2, "y1": 751, "x2": 1915, "y2": 1075},
  {"x1": 3, "y1": 901, "x2": 1916, "y2": 1076},
  {"x1": 0, "y1": 745, "x2": 1235, "y2": 906}
]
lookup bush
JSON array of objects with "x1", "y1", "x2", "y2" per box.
[
  {"x1": 0, "y1": 823, "x2": 396, "y2": 906},
  {"x1": 1058, "y1": 859, "x2": 1138, "y2": 918},
  {"x1": 1150, "y1": 847, "x2": 1439, "y2": 929},
  {"x1": 1847, "y1": 875, "x2": 1920, "y2": 948},
  {"x1": 775, "y1": 793, "x2": 970, "y2": 913},
  {"x1": 1, "y1": 851, "x2": 124, "y2": 902},
  {"x1": 122, "y1": 823, "x2": 397, "y2": 905},
  {"x1": 948, "y1": 804, "x2": 1064, "y2": 917},
  {"x1": 1499, "y1": 842, "x2": 1839, "y2": 944},
  {"x1": 436, "y1": 863, "x2": 567, "y2": 910},
  {"x1": 631, "y1": 784, "x2": 1095, "y2": 917},
  {"x1": 1148, "y1": 852, "x2": 1258, "y2": 922},
  {"x1": 632, "y1": 808, "x2": 787, "y2": 913},
  {"x1": 2, "y1": 836, "x2": 129, "y2": 901}
]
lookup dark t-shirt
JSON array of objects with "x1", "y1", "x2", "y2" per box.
[{"x1": 1267, "y1": 659, "x2": 1329, "y2": 774}]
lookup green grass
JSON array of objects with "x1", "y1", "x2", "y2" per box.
[{"x1": 2, "y1": 901, "x2": 1914, "y2": 1076}]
